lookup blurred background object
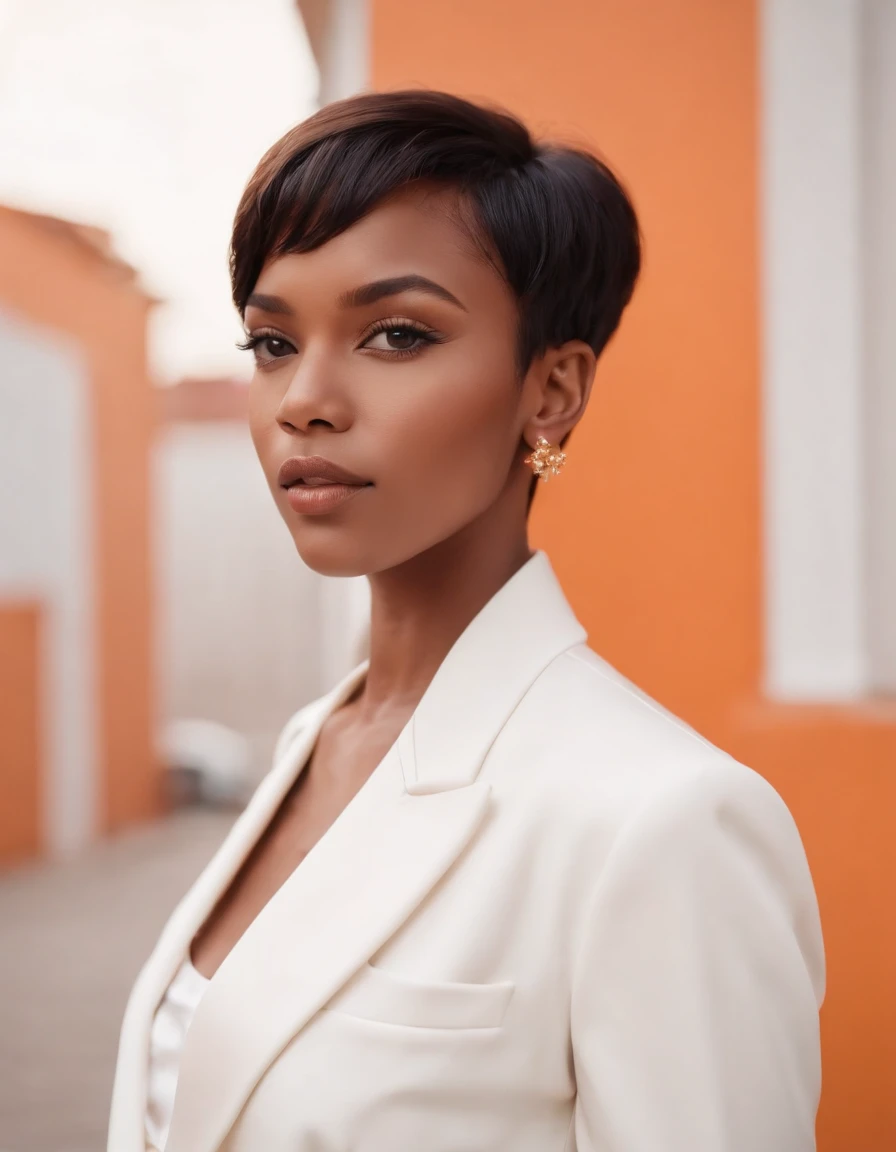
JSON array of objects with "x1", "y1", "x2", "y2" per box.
[
  {"x1": 0, "y1": 1, "x2": 893, "y2": 1150},
  {"x1": 159, "y1": 718, "x2": 253, "y2": 809}
]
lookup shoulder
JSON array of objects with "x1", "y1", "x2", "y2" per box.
[
  {"x1": 499, "y1": 642, "x2": 795, "y2": 843},
  {"x1": 519, "y1": 646, "x2": 824, "y2": 1001}
]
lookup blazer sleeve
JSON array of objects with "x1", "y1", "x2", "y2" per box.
[{"x1": 569, "y1": 758, "x2": 825, "y2": 1151}]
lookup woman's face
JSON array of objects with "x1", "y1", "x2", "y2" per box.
[{"x1": 245, "y1": 186, "x2": 537, "y2": 577}]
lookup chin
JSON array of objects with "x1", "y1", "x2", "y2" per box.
[{"x1": 288, "y1": 529, "x2": 376, "y2": 579}]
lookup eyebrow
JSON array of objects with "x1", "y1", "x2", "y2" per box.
[
  {"x1": 245, "y1": 275, "x2": 467, "y2": 317},
  {"x1": 338, "y1": 275, "x2": 467, "y2": 312},
  {"x1": 244, "y1": 292, "x2": 294, "y2": 315}
]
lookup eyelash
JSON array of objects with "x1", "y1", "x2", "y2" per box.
[{"x1": 236, "y1": 319, "x2": 444, "y2": 367}]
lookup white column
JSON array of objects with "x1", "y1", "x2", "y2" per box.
[
  {"x1": 862, "y1": 0, "x2": 896, "y2": 692},
  {"x1": 760, "y1": 0, "x2": 867, "y2": 699},
  {"x1": 316, "y1": 0, "x2": 369, "y2": 105}
]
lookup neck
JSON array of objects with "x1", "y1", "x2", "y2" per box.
[{"x1": 357, "y1": 512, "x2": 533, "y2": 721}]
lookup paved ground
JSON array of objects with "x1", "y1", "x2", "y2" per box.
[{"x1": 0, "y1": 810, "x2": 235, "y2": 1152}]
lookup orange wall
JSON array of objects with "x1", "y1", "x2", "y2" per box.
[
  {"x1": 373, "y1": 1, "x2": 896, "y2": 1147},
  {"x1": 0, "y1": 604, "x2": 42, "y2": 863},
  {"x1": 0, "y1": 209, "x2": 162, "y2": 847}
]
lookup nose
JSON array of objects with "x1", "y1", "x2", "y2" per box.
[{"x1": 275, "y1": 349, "x2": 353, "y2": 435}]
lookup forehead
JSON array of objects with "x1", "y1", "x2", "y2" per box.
[{"x1": 252, "y1": 186, "x2": 511, "y2": 307}]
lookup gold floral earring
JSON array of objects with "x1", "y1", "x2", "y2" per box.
[{"x1": 524, "y1": 436, "x2": 567, "y2": 482}]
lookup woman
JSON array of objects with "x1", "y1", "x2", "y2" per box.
[{"x1": 108, "y1": 90, "x2": 824, "y2": 1152}]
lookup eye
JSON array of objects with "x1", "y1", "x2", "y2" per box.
[
  {"x1": 257, "y1": 336, "x2": 293, "y2": 358},
  {"x1": 236, "y1": 331, "x2": 296, "y2": 365},
  {"x1": 361, "y1": 320, "x2": 442, "y2": 357},
  {"x1": 366, "y1": 326, "x2": 421, "y2": 351}
]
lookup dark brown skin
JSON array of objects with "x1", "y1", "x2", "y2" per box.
[{"x1": 190, "y1": 185, "x2": 596, "y2": 979}]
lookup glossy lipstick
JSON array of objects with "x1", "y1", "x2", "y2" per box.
[{"x1": 277, "y1": 455, "x2": 372, "y2": 516}]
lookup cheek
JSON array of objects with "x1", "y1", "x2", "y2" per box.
[{"x1": 377, "y1": 351, "x2": 520, "y2": 505}]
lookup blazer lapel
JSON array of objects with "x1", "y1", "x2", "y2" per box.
[
  {"x1": 165, "y1": 752, "x2": 492, "y2": 1152},
  {"x1": 106, "y1": 662, "x2": 368, "y2": 1152}
]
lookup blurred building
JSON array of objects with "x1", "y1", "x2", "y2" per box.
[
  {"x1": 0, "y1": 225, "x2": 370, "y2": 867},
  {"x1": 0, "y1": 207, "x2": 157, "y2": 862}
]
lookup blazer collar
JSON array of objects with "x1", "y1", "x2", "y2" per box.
[{"x1": 398, "y1": 549, "x2": 586, "y2": 794}]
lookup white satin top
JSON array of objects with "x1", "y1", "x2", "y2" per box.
[{"x1": 144, "y1": 956, "x2": 210, "y2": 1152}]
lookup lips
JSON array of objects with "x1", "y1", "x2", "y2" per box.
[
  {"x1": 277, "y1": 455, "x2": 372, "y2": 489},
  {"x1": 277, "y1": 455, "x2": 372, "y2": 516}
]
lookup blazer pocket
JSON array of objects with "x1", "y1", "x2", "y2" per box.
[{"x1": 324, "y1": 962, "x2": 514, "y2": 1030}]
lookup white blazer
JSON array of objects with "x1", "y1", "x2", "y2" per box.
[{"x1": 108, "y1": 550, "x2": 824, "y2": 1152}]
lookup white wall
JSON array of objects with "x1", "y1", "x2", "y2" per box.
[
  {"x1": 0, "y1": 308, "x2": 96, "y2": 855},
  {"x1": 155, "y1": 423, "x2": 334, "y2": 776}
]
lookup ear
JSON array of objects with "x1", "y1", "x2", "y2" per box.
[{"x1": 521, "y1": 340, "x2": 597, "y2": 447}]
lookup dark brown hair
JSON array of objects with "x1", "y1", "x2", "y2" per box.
[
  {"x1": 230, "y1": 89, "x2": 641, "y2": 376},
  {"x1": 233, "y1": 91, "x2": 640, "y2": 512}
]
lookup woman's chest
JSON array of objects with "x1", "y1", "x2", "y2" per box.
[
  {"x1": 191, "y1": 725, "x2": 398, "y2": 978},
  {"x1": 223, "y1": 992, "x2": 574, "y2": 1152},
  {"x1": 220, "y1": 864, "x2": 577, "y2": 1152},
  {"x1": 158, "y1": 740, "x2": 593, "y2": 1152},
  {"x1": 215, "y1": 817, "x2": 580, "y2": 1151}
]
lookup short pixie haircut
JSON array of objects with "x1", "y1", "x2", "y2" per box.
[{"x1": 230, "y1": 90, "x2": 641, "y2": 376}]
